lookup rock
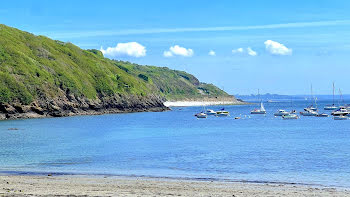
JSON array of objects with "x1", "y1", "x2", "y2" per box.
[
  {"x1": 0, "y1": 93, "x2": 168, "y2": 120},
  {"x1": 30, "y1": 106, "x2": 44, "y2": 115},
  {"x1": 0, "y1": 104, "x2": 17, "y2": 114}
]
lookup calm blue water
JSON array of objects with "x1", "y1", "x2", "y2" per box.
[{"x1": 0, "y1": 100, "x2": 350, "y2": 187}]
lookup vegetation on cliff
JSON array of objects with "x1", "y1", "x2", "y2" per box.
[{"x1": 0, "y1": 24, "x2": 229, "y2": 106}]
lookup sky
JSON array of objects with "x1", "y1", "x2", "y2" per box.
[{"x1": 1, "y1": 0, "x2": 350, "y2": 95}]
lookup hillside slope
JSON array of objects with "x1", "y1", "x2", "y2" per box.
[{"x1": 0, "y1": 24, "x2": 238, "y2": 119}]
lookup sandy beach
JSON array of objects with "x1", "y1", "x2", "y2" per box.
[{"x1": 0, "y1": 175, "x2": 349, "y2": 196}]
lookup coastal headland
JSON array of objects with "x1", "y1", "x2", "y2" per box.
[{"x1": 0, "y1": 24, "x2": 244, "y2": 120}]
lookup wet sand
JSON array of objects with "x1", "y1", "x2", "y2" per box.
[{"x1": 0, "y1": 175, "x2": 349, "y2": 196}]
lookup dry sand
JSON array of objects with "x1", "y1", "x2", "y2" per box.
[{"x1": 0, "y1": 175, "x2": 349, "y2": 196}]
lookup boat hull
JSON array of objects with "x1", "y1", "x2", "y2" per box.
[
  {"x1": 282, "y1": 114, "x2": 299, "y2": 119},
  {"x1": 324, "y1": 106, "x2": 338, "y2": 110},
  {"x1": 334, "y1": 116, "x2": 348, "y2": 120},
  {"x1": 251, "y1": 111, "x2": 266, "y2": 114}
]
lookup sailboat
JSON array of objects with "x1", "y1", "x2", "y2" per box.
[
  {"x1": 324, "y1": 82, "x2": 338, "y2": 110},
  {"x1": 194, "y1": 103, "x2": 207, "y2": 118},
  {"x1": 331, "y1": 89, "x2": 350, "y2": 117},
  {"x1": 304, "y1": 84, "x2": 317, "y2": 112},
  {"x1": 301, "y1": 84, "x2": 318, "y2": 116},
  {"x1": 251, "y1": 89, "x2": 266, "y2": 114}
]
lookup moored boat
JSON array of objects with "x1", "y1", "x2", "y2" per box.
[
  {"x1": 274, "y1": 109, "x2": 289, "y2": 116},
  {"x1": 331, "y1": 107, "x2": 350, "y2": 116},
  {"x1": 316, "y1": 113, "x2": 329, "y2": 117},
  {"x1": 282, "y1": 114, "x2": 299, "y2": 119},
  {"x1": 334, "y1": 115, "x2": 348, "y2": 120},
  {"x1": 216, "y1": 110, "x2": 230, "y2": 117},
  {"x1": 251, "y1": 102, "x2": 266, "y2": 114},
  {"x1": 251, "y1": 89, "x2": 266, "y2": 114},
  {"x1": 300, "y1": 108, "x2": 318, "y2": 116},
  {"x1": 206, "y1": 109, "x2": 217, "y2": 115},
  {"x1": 324, "y1": 82, "x2": 338, "y2": 110},
  {"x1": 195, "y1": 112, "x2": 207, "y2": 118}
]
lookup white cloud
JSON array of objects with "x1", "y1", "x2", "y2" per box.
[
  {"x1": 232, "y1": 47, "x2": 257, "y2": 56},
  {"x1": 163, "y1": 51, "x2": 173, "y2": 57},
  {"x1": 100, "y1": 42, "x2": 146, "y2": 58},
  {"x1": 232, "y1": 48, "x2": 244, "y2": 54},
  {"x1": 264, "y1": 40, "x2": 292, "y2": 55},
  {"x1": 247, "y1": 47, "x2": 257, "y2": 56},
  {"x1": 163, "y1": 45, "x2": 194, "y2": 57},
  {"x1": 208, "y1": 50, "x2": 216, "y2": 56}
]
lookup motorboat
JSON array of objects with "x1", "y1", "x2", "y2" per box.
[
  {"x1": 206, "y1": 109, "x2": 217, "y2": 115},
  {"x1": 274, "y1": 109, "x2": 289, "y2": 116},
  {"x1": 304, "y1": 105, "x2": 317, "y2": 111},
  {"x1": 195, "y1": 112, "x2": 207, "y2": 118},
  {"x1": 216, "y1": 108, "x2": 230, "y2": 117},
  {"x1": 334, "y1": 116, "x2": 348, "y2": 120},
  {"x1": 316, "y1": 113, "x2": 329, "y2": 117},
  {"x1": 331, "y1": 107, "x2": 350, "y2": 116},
  {"x1": 324, "y1": 105, "x2": 338, "y2": 111},
  {"x1": 282, "y1": 114, "x2": 299, "y2": 119},
  {"x1": 300, "y1": 108, "x2": 318, "y2": 116}
]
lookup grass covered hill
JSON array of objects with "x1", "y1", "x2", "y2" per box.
[{"x1": 0, "y1": 24, "x2": 235, "y2": 119}]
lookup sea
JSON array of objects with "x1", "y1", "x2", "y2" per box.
[{"x1": 0, "y1": 99, "x2": 350, "y2": 187}]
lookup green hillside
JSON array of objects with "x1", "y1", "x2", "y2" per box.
[{"x1": 0, "y1": 24, "x2": 229, "y2": 106}]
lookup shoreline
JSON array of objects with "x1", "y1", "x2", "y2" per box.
[
  {"x1": 164, "y1": 100, "x2": 247, "y2": 107},
  {"x1": 1, "y1": 170, "x2": 349, "y2": 189},
  {"x1": 0, "y1": 174, "x2": 349, "y2": 196}
]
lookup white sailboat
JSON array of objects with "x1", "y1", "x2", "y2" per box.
[
  {"x1": 304, "y1": 84, "x2": 317, "y2": 112},
  {"x1": 251, "y1": 90, "x2": 266, "y2": 114},
  {"x1": 324, "y1": 82, "x2": 338, "y2": 110},
  {"x1": 195, "y1": 102, "x2": 207, "y2": 118}
]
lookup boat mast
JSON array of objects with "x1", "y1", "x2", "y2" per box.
[
  {"x1": 339, "y1": 89, "x2": 344, "y2": 106},
  {"x1": 332, "y1": 82, "x2": 335, "y2": 105},
  {"x1": 310, "y1": 84, "x2": 313, "y2": 106}
]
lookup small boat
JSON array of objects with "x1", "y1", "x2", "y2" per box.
[
  {"x1": 304, "y1": 84, "x2": 318, "y2": 112},
  {"x1": 334, "y1": 116, "x2": 348, "y2": 120},
  {"x1": 290, "y1": 110, "x2": 297, "y2": 114},
  {"x1": 324, "y1": 82, "x2": 338, "y2": 110},
  {"x1": 324, "y1": 105, "x2": 338, "y2": 111},
  {"x1": 195, "y1": 112, "x2": 207, "y2": 118},
  {"x1": 274, "y1": 109, "x2": 289, "y2": 116},
  {"x1": 331, "y1": 107, "x2": 350, "y2": 116},
  {"x1": 304, "y1": 106, "x2": 317, "y2": 111},
  {"x1": 316, "y1": 113, "x2": 329, "y2": 117},
  {"x1": 300, "y1": 108, "x2": 318, "y2": 116},
  {"x1": 282, "y1": 114, "x2": 299, "y2": 119},
  {"x1": 251, "y1": 89, "x2": 266, "y2": 114},
  {"x1": 216, "y1": 108, "x2": 230, "y2": 117},
  {"x1": 234, "y1": 117, "x2": 241, "y2": 119},
  {"x1": 206, "y1": 109, "x2": 217, "y2": 115},
  {"x1": 251, "y1": 102, "x2": 266, "y2": 114}
]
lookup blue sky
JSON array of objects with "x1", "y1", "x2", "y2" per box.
[{"x1": 1, "y1": 0, "x2": 350, "y2": 95}]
